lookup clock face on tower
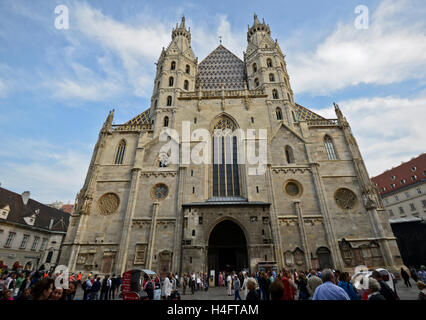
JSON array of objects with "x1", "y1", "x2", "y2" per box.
[{"x1": 151, "y1": 183, "x2": 169, "y2": 201}]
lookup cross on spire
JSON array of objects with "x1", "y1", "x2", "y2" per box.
[{"x1": 219, "y1": 35, "x2": 222, "y2": 45}]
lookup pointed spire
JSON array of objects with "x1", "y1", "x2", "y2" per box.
[
  {"x1": 253, "y1": 12, "x2": 260, "y2": 25},
  {"x1": 180, "y1": 15, "x2": 185, "y2": 28}
]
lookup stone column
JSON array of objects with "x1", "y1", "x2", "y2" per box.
[
  {"x1": 293, "y1": 200, "x2": 312, "y2": 269},
  {"x1": 265, "y1": 166, "x2": 284, "y2": 268},
  {"x1": 115, "y1": 168, "x2": 141, "y2": 275},
  {"x1": 146, "y1": 202, "x2": 160, "y2": 270},
  {"x1": 173, "y1": 166, "x2": 186, "y2": 274},
  {"x1": 310, "y1": 164, "x2": 344, "y2": 269}
]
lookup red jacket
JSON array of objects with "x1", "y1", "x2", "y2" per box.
[{"x1": 281, "y1": 276, "x2": 295, "y2": 300}]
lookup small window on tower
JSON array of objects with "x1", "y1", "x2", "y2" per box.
[
  {"x1": 269, "y1": 73, "x2": 275, "y2": 82},
  {"x1": 171, "y1": 61, "x2": 176, "y2": 70},
  {"x1": 184, "y1": 80, "x2": 189, "y2": 90},
  {"x1": 253, "y1": 63, "x2": 257, "y2": 73},
  {"x1": 254, "y1": 78, "x2": 259, "y2": 87},
  {"x1": 169, "y1": 77, "x2": 174, "y2": 87},
  {"x1": 276, "y1": 107, "x2": 283, "y2": 120},
  {"x1": 167, "y1": 96, "x2": 172, "y2": 106},
  {"x1": 267, "y1": 58, "x2": 273, "y2": 67},
  {"x1": 185, "y1": 64, "x2": 190, "y2": 74},
  {"x1": 272, "y1": 89, "x2": 279, "y2": 99},
  {"x1": 163, "y1": 116, "x2": 169, "y2": 127}
]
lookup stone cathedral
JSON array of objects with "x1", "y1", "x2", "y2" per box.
[{"x1": 60, "y1": 15, "x2": 403, "y2": 278}]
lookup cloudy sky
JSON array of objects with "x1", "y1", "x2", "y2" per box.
[{"x1": 0, "y1": 0, "x2": 425, "y2": 203}]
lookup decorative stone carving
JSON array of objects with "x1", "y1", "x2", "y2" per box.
[
  {"x1": 97, "y1": 193, "x2": 120, "y2": 215},
  {"x1": 151, "y1": 183, "x2": 169, "y2": 201},
  {"x1": 134, "y1": 244, "x2": 147, "y2": 265},
  {"x1": 334, "y1": 188, "x2": 357, "y2": 210},
  {"x1": 272, "y1": 167, "x2": 311, "y2": 174},
  {"x1": 294, "y1": 248, "x2": 304, "y2": 266}
]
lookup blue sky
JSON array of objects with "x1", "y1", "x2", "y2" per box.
[{"x1": 0, "y1": 0, "x2": 425, "y2": 203}]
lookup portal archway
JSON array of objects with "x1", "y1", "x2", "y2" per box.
[{"x1": 208, "y1": 220, "x2": 248, "y2": 282}]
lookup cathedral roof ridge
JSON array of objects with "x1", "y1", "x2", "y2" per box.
[
  {"x1": 198, "y1": 44, "x2": 243, "y2": 65},
  {"x1": 295, "y1": 103, "x2": 326, "y2": 121}
]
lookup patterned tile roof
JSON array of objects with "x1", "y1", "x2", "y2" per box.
[
  {"x1": 122, "y1": 109, "x2": 151, "y2": 126},
  {"x1": 295, "y1": 103, "x2": 326, "y2": 121},
  {"x1": 197, "y1": 45, "x2": 246, "y2": 91}
]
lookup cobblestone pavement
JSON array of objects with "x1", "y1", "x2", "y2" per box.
[{"x1": 73, "y1": 278, "x2": 420, "y2": 300}]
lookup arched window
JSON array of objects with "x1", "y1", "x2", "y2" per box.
[
  {"x1": 185, "y1": 65, "x2": 190, "y2": 74},
  {"x1": 324, "y1": 135, "x2": 338, "y2": 160},
  {"x1": 254, "y1": 78, "x2": 259, "y2": 87},
  {"x1": 272, "y1": 89, "x2": 279, "y2": 99},
  {"x1": 212, "y1": 116, "x2": 240, "y2": 197},
  {"x1": 163, "y1": 116, "x2": 169, "y2": 127},
  {"x1": 171, "y1": 61, "x2": 176, "y2": 70},
  {"x1": 167, "y1": 95, "x2": 172, "y2": 106},
  {"x1": 276, "y1": 107, "x2": 283, "y2": 120},
  {"x1": 269, "y1": 73, "x2": 275, "y2": 82},
  {"x1": 267, "y1": 58, "x2": 273, "y2": 67},
  {"x1": 169, "y1": 77, "x2": 174, "y2": 87},
  {"x1": 252, "y1": 63, "x2": 257, "y2": 73},
  {"x1": 157, "y1": 81, "x2": 160, "y2": 89},
  {"x1": 184, "y1": 80, "x2": 189, "y2": 90},
  {"x1": 114, "y1": 140, "x2": 126, "y2": 164},
  {"x1": 285, "y1": 145, "x2": 295, "y2": 164}
]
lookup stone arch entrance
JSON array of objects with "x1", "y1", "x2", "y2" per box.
[
  {"x1": 208, "y1": 220, "x2": 248, "y2": 283},
  {"x1": 317, "y1": 247, "x2": 332, "y2": 269}
]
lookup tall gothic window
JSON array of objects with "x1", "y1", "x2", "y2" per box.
[
  {"x1": 169, "y1": 77, "x2": 174, "y2": 87},
  {"x1": 272, "y1": 89, "x2": 279, "y2": 99},
  {"x1": 171, "y1": 61, "x2": 176, "y2": 70},
  {"x1": 184, "y1": 80, "x2": 189, "y2": 90},
  {"x1": 163, "y1": 116, "x2": 169, "y2": 127},
  {"x1": 285, "y1": 145, "x2": 295, "y2": 164},
  {"x1": 114, "y1": 140, "x2": 126, "y2": 164},
  {"x1": 167, "y1": 96, "x2": 172, "y2": 106},
  {"x1": 267, "y1": 58, "x2": 273, "y2": 67},
  {"x1": 324, "y1": 135, "x2": 338, "y2": 160},
  {"x1": 212, "y1": 116, "x2": 240, "y2": 197},
  {"x1": 269, "y1": 73, "x2": 275, "y2": 82},
  {"x1": 276, "y1": 107, "x2": 283, "y2": 120},
  {"x1": 185, "y1": 65, "x2": 190, "y2": 74}
]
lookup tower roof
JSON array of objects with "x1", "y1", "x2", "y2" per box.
[{"x1": 197, "y1": 45, "x2": 246, "y2": 91}]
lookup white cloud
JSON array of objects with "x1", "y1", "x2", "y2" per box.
[
  {"x1": 287, "y1": 0, "x2": 426, "y2": 94},
  {"x1": 0, "y1": 138, "x2": 91, "y2": 203},
  {"x1": 311, "y1": 94, "x2": 426, "y2": 177}
]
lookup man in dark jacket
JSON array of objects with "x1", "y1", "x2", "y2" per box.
[
  {"x1": 371, "y1": 271, "x2": 397, "y2": 300},
  {"x1": 90, "y1": 277, "x2": 101, "y2": 300},
  {"x1": 109, "y1": 274, "x2": 117, "y2": 300},
  {"x1": 401, "y1": 268, "x2": 411, "y2": 288},
  {"x1": 100, "y1": 275, "x2": 111, "y2": 300}
]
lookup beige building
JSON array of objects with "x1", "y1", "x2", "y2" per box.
[
  {"x1": 60, "y1": 15, "x2": 403, "y2": 277},
  {"x1": 0, "y1": 188, "x2": 69, "y2": 271}
]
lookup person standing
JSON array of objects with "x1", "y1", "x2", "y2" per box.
[
  {"x1": 296, "y1": 272, "x2": 310, "y2": 300},
  {"x1": 241, "y1": 272, "x2": 248, "y2": 300},
  {"x1": 280, "y1": 269, "x2": 295, "y2": 300},
  {"x1": 218, "y1": 272, "x2": 223, "y2": 287},
  {"x1": 371, "y1": 271, "x2": 398, "y2": 300},
  {"x1": 82, "y1": 276, "x2": 92, "y2": 300},
  {"x1": 337, "y1": 272, "x2": 359, "y2": 300},
  {"x1": 418, "y1": 266, "x2": 426, "y2": 283},
  {"x1": 163, "y1": 273, "x2": 172, "y2": 300},
  {"x1": 109, "y1": 274, "x2": 117, "y2": 300},
  {"x1": 312, "y1": 269, "x2": 350, "y2": 300},
  {"x1": 416, "y1": 281, "x2": 426, "y2": 300},
  {"x1": 246, "y1": 278, "x2": 260, "y2": 301},
  {"x1": 366, "y1": 278, "x2": 385, "y2": 300},
  {"x1": 100, "y1": 275, "x2": 111, "y2": 300},
  {"x1": 227, "y1": 273, "x2": 232, "y2": 296},
  {"x1": 410, "y1": 266, "x2": 418, "y2": 282},
  {"x1": 234, "y1": 275, "x2": 242, "y2": 300},
  {"x1": 90, "y1": 277, "x2": 101, "y2": 300},
  {"x1": 307, "y1": 269, "x2": 322, "y2": 299},
  {"x1": 400, "y1": 268, "x2": 412, "y2": 288},
  {"x1": 191, "y1": 272, "x2": 196, "y2": 295}
]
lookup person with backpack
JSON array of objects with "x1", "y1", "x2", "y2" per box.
[
  {"x1": 143, "y1": 274, "x2": 154, "y2": 300},
  {"x1": 371, "y1": 271, "x2": 398, "y2": 300}
]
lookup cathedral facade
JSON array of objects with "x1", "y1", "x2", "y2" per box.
[{"x1": 60, "y1": 15, "x2": 403, "y2": 277}]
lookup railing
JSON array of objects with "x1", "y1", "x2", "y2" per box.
[
  {"x1": 112, "y1": 124, "x2": 152, "y2": 132},
  {"x1": 179, "y1": 88, "x2": 266, "y2": 100},
  {"x1": 306, "y1": 119, "x2": 340, "y2": 127}
]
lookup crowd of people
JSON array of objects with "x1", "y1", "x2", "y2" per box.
[
  {"x1": 219, "y1": 265, "x2": 426, "y2": 301},
  {"x1": 1, "y1": 265, "x2": 425, "y2": 301}
]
